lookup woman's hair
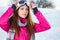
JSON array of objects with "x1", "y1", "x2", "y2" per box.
[{"x1": 9, "y1": 4, "x2": 35, "y2": 39}]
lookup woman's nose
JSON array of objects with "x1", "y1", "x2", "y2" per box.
[{"x1": 23, "y1": 9, "x2": 27, "y2": 13}]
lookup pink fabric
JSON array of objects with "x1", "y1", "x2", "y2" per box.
[
  {"x1": 0, "y1": 7, "x2": 51, "y2": 40},
  {"x1": 14, "y1": 27, "x2": 29, "y2": 40},
  {"x1": 19, "y1": 17, "x2": 27, "y2": 23},
  {"x1": 34, "y1": 11, "x2": 51, "y2": 33},
  {"x1": 0, "y1": 7, "x2": 14, "y2": 32}
]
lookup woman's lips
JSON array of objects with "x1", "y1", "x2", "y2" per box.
[{"x1": 23, "y1": 14, "x2": 27, "y2": 16}]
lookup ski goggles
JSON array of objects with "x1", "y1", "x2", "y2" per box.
[{"x1": 16, "y1": 0, "x2": 28, "y2": 7}]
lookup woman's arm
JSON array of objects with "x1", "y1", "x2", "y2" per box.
[
  {"x1": 0, "y1": 21, "x2": 10, "y2": 32},
  {"x1": 0, "y1": 4, "x2": 16, "y2": 32},
  {"x1": 29, "y1": 2, "x2": 51, "y2": 33},
  {"x1": 33, "y1": 7, "x2": 51, "y2": 33},
  {"x1": 0, "y1": 0, "x2": 20, "y2": 32},
  {"x1": 0, "y1": 7, "x2": 14, "y2": 25}
]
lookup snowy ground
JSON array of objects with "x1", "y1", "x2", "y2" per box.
[{"x1": 0, "y1": 7, "x2": 60, "y2": 40}]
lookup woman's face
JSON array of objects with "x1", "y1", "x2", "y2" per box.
[{"x1": 18, "y1": 5, "x2": 29, "y2": 18}]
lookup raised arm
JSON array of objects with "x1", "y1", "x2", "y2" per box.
[
  {"x1": 29, "y1": 2, "x2": 51, "y2": 33},
  {"x1": 0, "y1": 4, "x2": 16, "y2": 32},
  {"x1": 33, "y1": 7, "x2": 51, "y2": 33}
]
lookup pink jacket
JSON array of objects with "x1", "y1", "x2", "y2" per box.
[{"x1": 0, "y1": 7, "x2": 51, "y2": 40}]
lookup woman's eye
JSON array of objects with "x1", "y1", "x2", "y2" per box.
[
  {"x1": 20, "y1": 7, "x2": 28, "y2": 11},
  {"x1": 26, "y1": 8, "x2": 28, "y2": 10},
  {"x1": 21, "y1": 8, "x2": 24, "y2": 10}
]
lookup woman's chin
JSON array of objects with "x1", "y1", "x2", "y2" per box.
[{"x1": 20, "y1": 16, "x2": 26, "y2": 18}]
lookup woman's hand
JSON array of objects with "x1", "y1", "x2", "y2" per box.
[
  {"x1": 29, "y1": 2, "x2": 37, "y2": 9},
  {"x1": 12, "y1": 0, "x2": 21, "y2": 10}
]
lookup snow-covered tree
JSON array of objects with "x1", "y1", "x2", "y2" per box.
[
  {"x1": 38, "y1": 0, "x2": 54, "y2": 8},
  {"x1": 30, "y1": 0, "x2": 54, "y2": 8}
]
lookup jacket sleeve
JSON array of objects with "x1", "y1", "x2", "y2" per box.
[
  {"x1": 33, "y1": 8, "x2": 51, "y2": 33},
  {"x1": 0, "y1": 7, "x2": 14, "y2": 32}
]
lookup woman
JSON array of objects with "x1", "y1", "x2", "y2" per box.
[{"x1": 0, "y1": 0, "x2": 51, "y2": 40}]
